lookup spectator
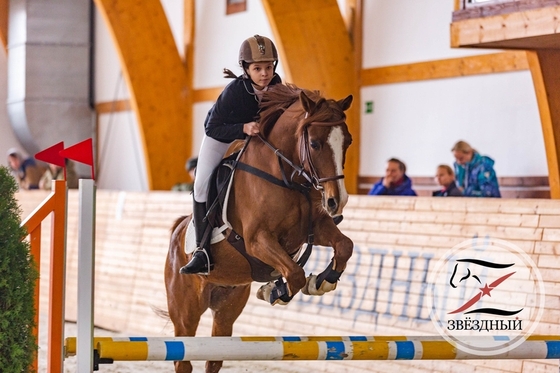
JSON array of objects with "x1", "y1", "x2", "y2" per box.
[
  {"x1": 452, "y1": 140, "x2": 501, "y2": 198},
  {"x1": 171, "y1": 156, "x2": 198, "y2": 192},
  {"x1": 368, "y1": 158, "x2": 417, "y2": 196},
  {"x1": 186, "y1": 156, "x2": 198, "y2": 182},
  {"x1": 6, "y1": 148, "x2": 46, "y2": 190},
  {"x1": 39, "y1": 159, "x2": 79, "y2": 190},
  {"x1": 433, "y1": 164, "x2": 463, "y2": 197}
]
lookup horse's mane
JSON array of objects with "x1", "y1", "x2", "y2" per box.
[
  {"x1": 258, "y1": 83, "x2": 346, "y2": 139},
  {"x1": 258, "y1": 83, "x2": 318, "y2": 138}
]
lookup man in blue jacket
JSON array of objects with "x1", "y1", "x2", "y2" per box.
[
  {"x1": 368, "y1": 158, "x2": 417, "y2": 196},
  {"x1": 452, "y1": 140, "x2": 501, "y2": 198}
]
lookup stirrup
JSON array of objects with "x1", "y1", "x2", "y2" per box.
[{"x1": 180, "y1": 248, "x2": 214, "y2": 275}]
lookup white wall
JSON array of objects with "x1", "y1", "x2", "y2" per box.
[
  {"x1": 363, "y1": 0, "x2": 499, "y2": 67},
  {"x1": 96, "y1": 112, "x2": 148, "y2": 191},
  {"x1": 360, "y1": 0, "x2": 547, "y2": 177},
  {"x1": 194, "y1": 0, "x2": 285, "y2": 89},
  {"x1": 360, "y1": 71, "x2": 545, "y2": 177}
]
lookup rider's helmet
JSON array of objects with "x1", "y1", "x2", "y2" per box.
[{"x1": 238, "y1": 35, "x2": 278, "y2": 70}]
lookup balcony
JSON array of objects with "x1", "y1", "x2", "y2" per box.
[{"x1": 451, "y1": 0, "x2": 560, "y2": 49}]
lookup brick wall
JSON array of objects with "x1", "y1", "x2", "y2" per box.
[{"x1": 16, "y1": 190, "x2": 560, "y2": 372}]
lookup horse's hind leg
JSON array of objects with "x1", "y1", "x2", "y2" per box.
[
  {"x1": 205, "y1": 284, "x2": 251, "y2": 373},
  {"x1": 165, "y1": 216, "x2": 211, "y2": 373}
]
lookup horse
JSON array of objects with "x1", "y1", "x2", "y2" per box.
[{"x1": 164, "y1": 83, "x2": 354, "y2": 373}]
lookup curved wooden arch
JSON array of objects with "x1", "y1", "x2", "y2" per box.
[
  {"x1": 527, "y1": 50, "x2": 560, "y2": 199},
  {"x1": 94, "y1": 0, "x2": 191, "y2": 190},
  {"x1": 0, "y1": 0, "x2": 7, "y2": 51},
  {"x1": 262, "y1": 0, "x2": 360, "y2": 193}
]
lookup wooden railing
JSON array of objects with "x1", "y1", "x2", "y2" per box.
[
  {"x1": 357, "y1": 175, "x2": 550, "y2": 198},
  {"x1": 454, "y1": 0, "x2": 560, "y2": 20},
  {"x1": 20, "y1": 180, "x2": 67, "y2": 373}
]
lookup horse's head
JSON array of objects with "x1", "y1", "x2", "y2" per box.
[{"x1": 298, "y1": 90, "x2": 353, "y2": 217}]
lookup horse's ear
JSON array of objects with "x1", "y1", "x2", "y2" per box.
[
  {"x1": 338, "y1": 94, "x2": 353, "y2": 111},
  {"x1": 299, "y1": 91, "x2": 317, "y2": 114}
]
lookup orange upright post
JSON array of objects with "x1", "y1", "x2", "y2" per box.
[
  {"x1": 21, "y1": 179, "x2": 66, "y2": 372},
  {"x1": 47, "y1": 180, "x2": 67, "y2": 373},
  {"x1": 28, "y1": 226, "x2": 41, "y2": 373}
]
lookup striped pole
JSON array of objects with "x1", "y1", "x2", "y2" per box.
[{"x1": 64, "y1": 335, "x2": 560, "y2": 361}]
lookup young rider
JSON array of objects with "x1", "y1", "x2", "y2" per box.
[{"x1": 180, "y1": 35, "x2": 283, "y2": 275}]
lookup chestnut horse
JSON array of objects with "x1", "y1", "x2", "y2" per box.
[{"x1": 165, "y1": 84, "x2": 354, "y2": 373}]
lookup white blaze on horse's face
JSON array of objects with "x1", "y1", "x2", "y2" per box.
[{"x1": 327, "y1": 126, "x2": 349, "y2": 213}]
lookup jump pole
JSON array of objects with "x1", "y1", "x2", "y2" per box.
[{"x1": 63, "y1": 335, "x2": 560, "y2": 362}]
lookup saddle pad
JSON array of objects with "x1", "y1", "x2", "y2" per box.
[{"x1": 184, "y1": 219, "x2": 227, "y2": 255}]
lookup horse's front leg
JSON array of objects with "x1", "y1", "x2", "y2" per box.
[
  {"x1": 246, "y1": 230, "x2": 306, "y2": 304},
  {"x1": 302, "y1": 219, "x2": 353, "y2": 296}
]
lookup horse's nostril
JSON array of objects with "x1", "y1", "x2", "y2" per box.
[{"x1": 327, "y1": 197, "x2": 338, "y2": 211}]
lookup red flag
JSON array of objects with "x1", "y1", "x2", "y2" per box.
[
  {"x1": 35, "y1": 142, "x2": 65, "y2": 168},
  {"x1": 60, "y1": 138, "x2": 95, "y2": 180}
]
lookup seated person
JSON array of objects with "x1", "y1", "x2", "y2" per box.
[
  {"x1": 433, "y1": 164, "x2": 463, "y2": 197},
  {"x1": 452, "y1": 140, "x2": 501, "y2": 198},
  {"x1": 368, "y1": 158, "x2": 417, "y2": 196},
  {"x1": 6, "y1": 148, "x2": 46, "y2": 190},
  {"x1": 171, "y1": 156, "x2": 198, "y2": 192},
  {"x1": 39, "y1": 159, "x2": 79, "y2": 190}
]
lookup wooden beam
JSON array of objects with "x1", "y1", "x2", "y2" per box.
[
  {"x1": 93, "y1": 0, "x2": 191, "y2": 190},
  {"x1": 527, "y1": 50, "x2": 560, "y2": 199},
  {"x1": 0, "y1": 0, "x2": 8, "y2": 51},
  {"x1": 193, "y1": 87, "x2": 223, "y2": 103},
  {"x1": 454, "y1": 0, "x2": 461, "y2": 12},
  {"x1": 362, "y1": 51, "x2": 529, "y2": 86},
  {"x1": 95, "y1": 99, "x2": 131, "y2": 114},
  {"x1": 451, "y1": 5, "x2": 560, "y2": 49},
  {"x1": 262, "y1": 0, "x2": 360, "y2": 193}
]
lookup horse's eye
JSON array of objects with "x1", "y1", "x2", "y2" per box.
[{"x1": 310, "y1": 140, "x2": 320, "y2": 150}]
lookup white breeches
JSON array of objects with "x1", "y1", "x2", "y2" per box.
[{"x1": 193, "y1": 135, "x2": 232, "y2": 202}]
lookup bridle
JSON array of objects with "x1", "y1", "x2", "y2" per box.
[
  {"x1": 299, "y1": 117, "x2": 346, "y2": 190},
  {"x1": 257, "y1": 114, "x2": 347, "y2": 191}
]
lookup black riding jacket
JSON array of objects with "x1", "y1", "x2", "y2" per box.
[{"x1": 204, "y1": 74, "x2": 282, "y2": 143}]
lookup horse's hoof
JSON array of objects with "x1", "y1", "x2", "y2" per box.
[
  {"x1": 256, "y1": 281, "x2": 292, "y2": 306},
  {"x1": 302, "y1": 274, "x2": 337, "y2": 296},
  {"x1": 333, "y1": 215, "x2": 343, "y2": 225},
  {"x1": 257, "y1": 282, "x2": 274, "y2": 302}
]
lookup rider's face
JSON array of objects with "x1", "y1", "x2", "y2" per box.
[{"x1": 247, "y1": 62, "x2": 274, "y2": 90}]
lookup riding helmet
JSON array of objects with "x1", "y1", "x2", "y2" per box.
[{"x1": 238, "y1": 35, "x2": 278, "y2": 66}]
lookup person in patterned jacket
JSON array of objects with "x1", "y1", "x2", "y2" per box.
[{"x1": 452, "y1": 140, "x2": 501, "y2": 198}]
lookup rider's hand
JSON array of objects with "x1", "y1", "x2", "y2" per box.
[{"x1": 243, "y1": 122, "x2": 260, "y2": 136}]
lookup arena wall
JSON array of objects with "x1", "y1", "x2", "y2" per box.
[{"x1": 16, "y1": 190, "x2": 560, "y2": 372}]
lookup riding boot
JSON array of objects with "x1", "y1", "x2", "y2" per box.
[{"x1": 180, "y1": 200, "x2": 214, "y2": 275}]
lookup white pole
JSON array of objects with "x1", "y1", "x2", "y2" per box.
[{"x1": 76, "y1": 179, "x2": 96, "y2": 372}]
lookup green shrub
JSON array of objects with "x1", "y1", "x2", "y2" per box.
[{"x1": 0, "y1": 166, "x2": 39, "y2": 372}]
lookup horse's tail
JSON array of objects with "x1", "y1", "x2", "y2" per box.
[{"x1": 151, "y1": 305, "x2": 170, "y2": 320}]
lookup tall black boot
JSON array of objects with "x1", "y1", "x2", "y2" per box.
[{"x1": 180, "y1": 200, "x2": 214, "y2": 275}]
